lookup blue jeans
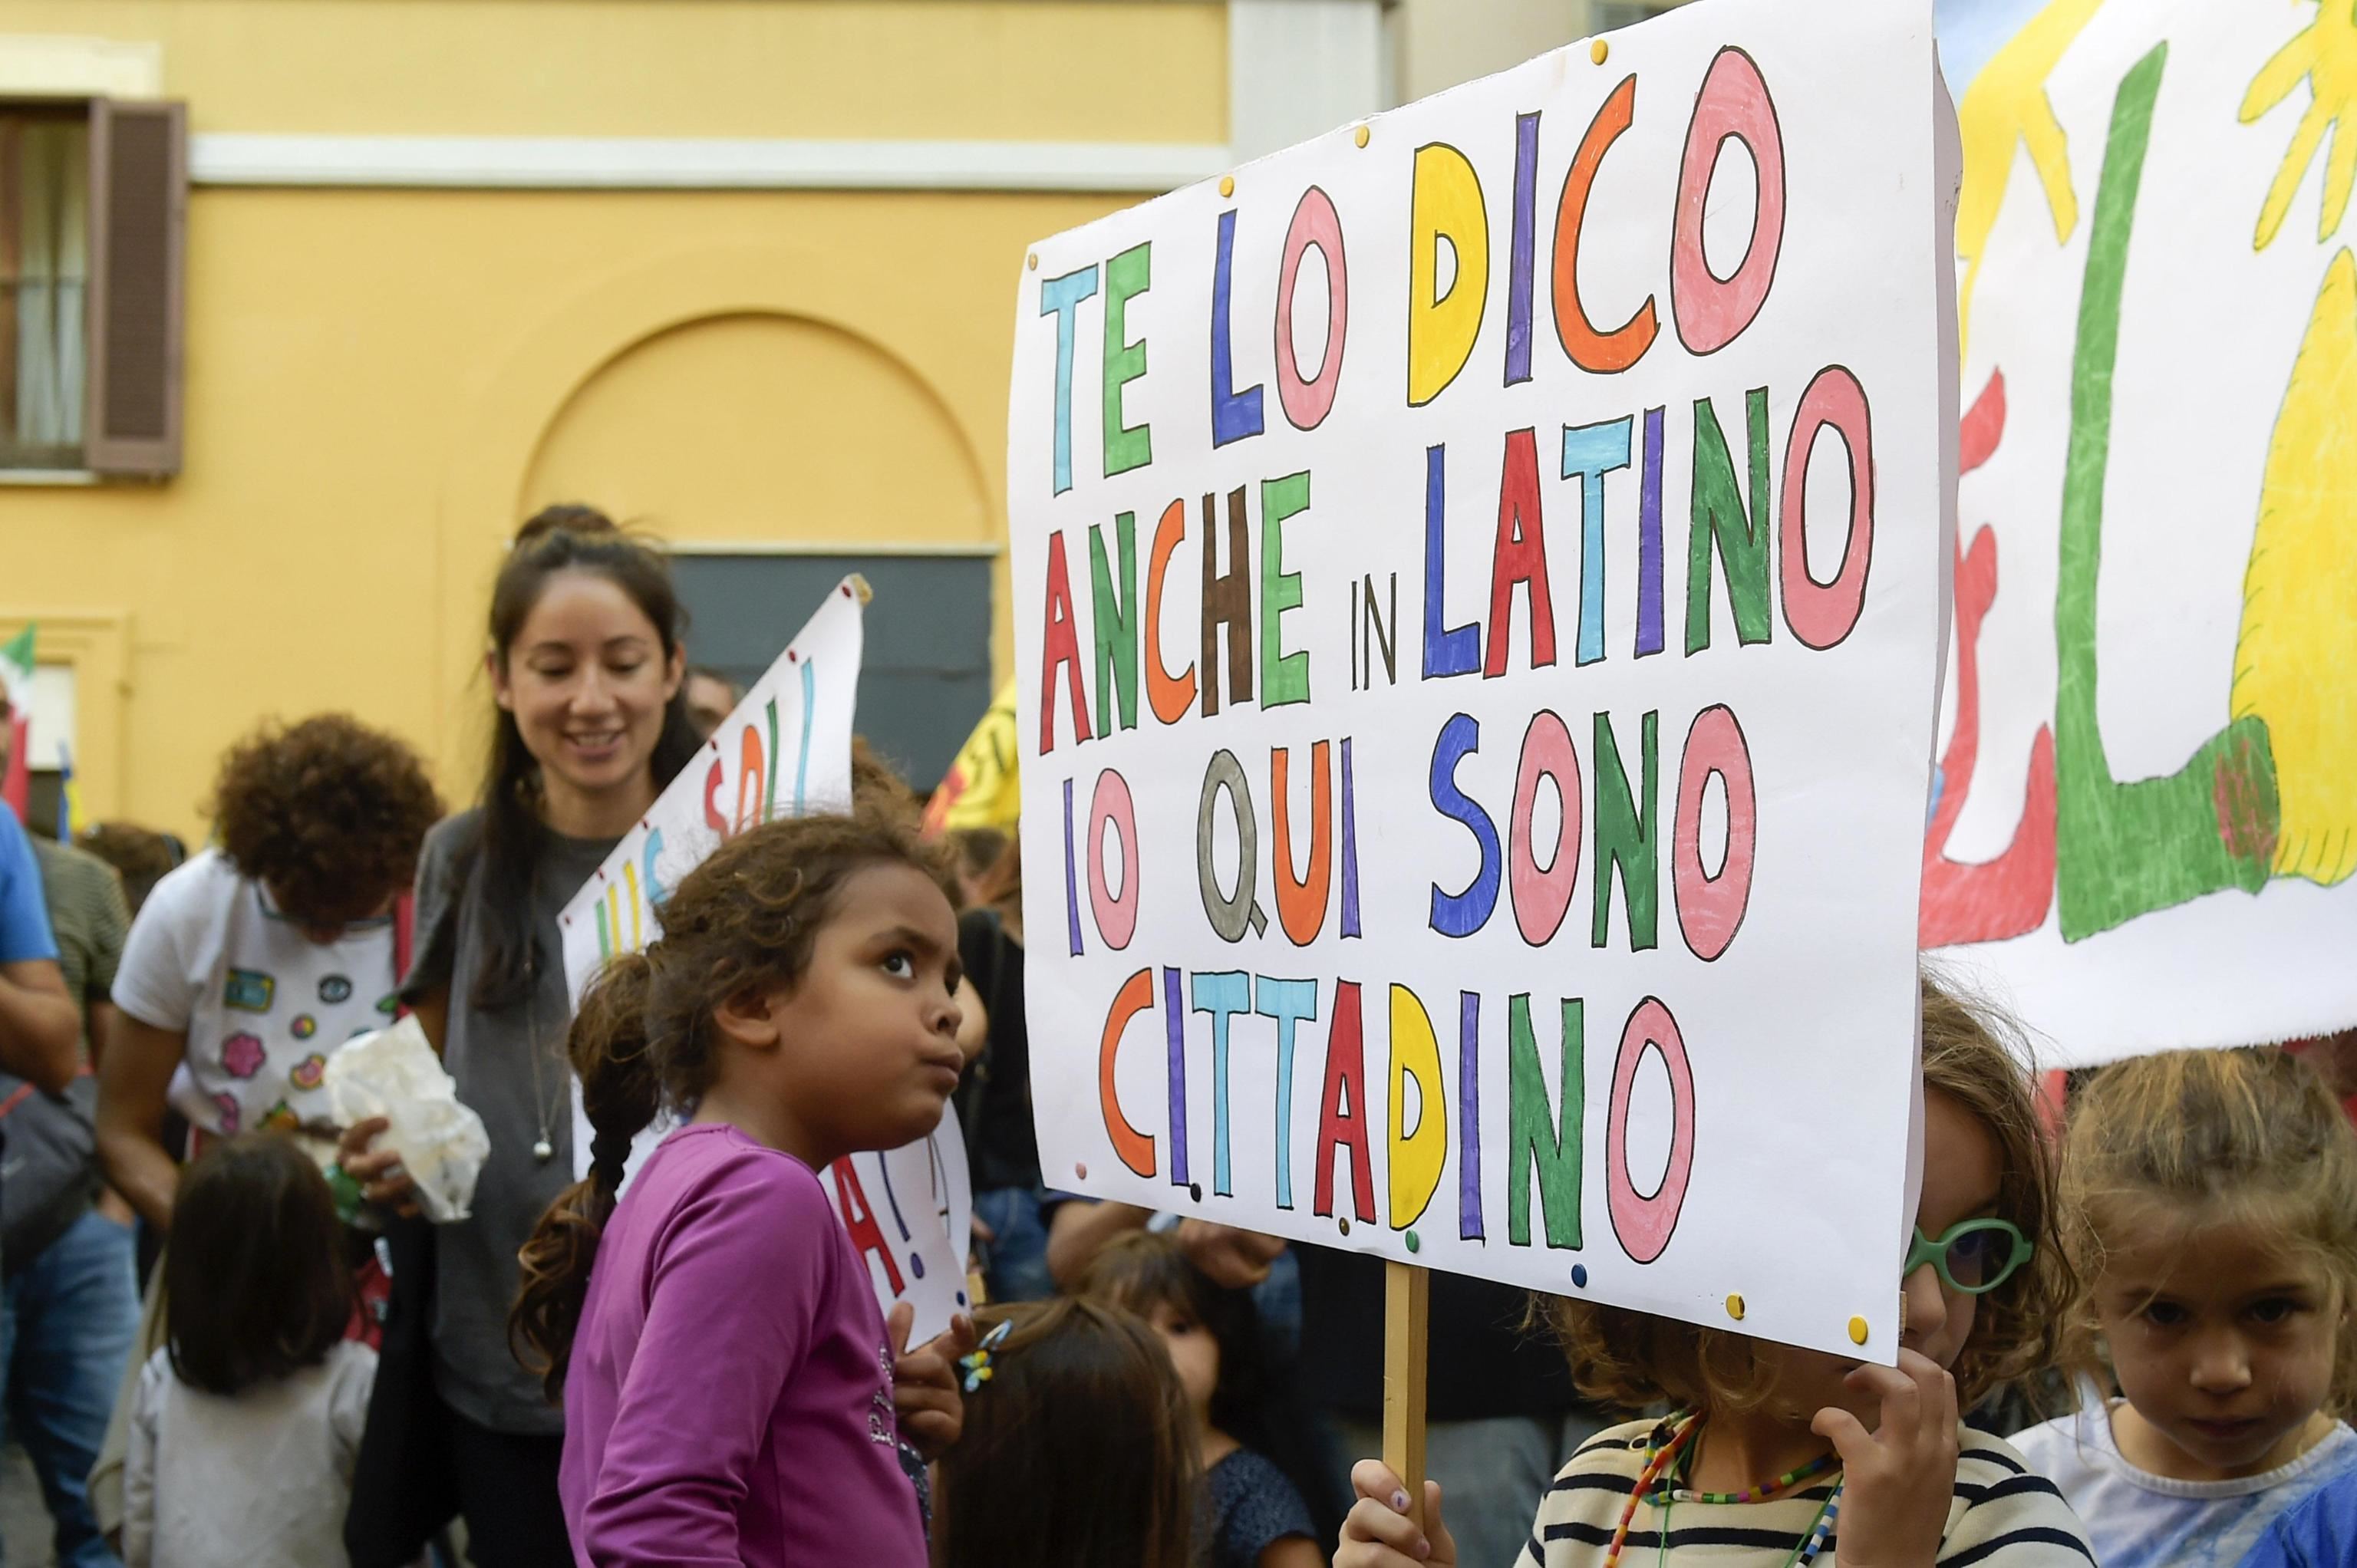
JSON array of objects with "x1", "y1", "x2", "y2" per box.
[
  {"x1": 0, "y1": 1207, "x2": 140, "y2": 1568},
  {"x1": 973, "y1": 1187, "x2": 1056, "y2": 1304}
]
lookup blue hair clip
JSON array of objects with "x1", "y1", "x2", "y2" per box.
[{"x1": 958, "y1": 1318, "x2": 1014, "y2": 1394}]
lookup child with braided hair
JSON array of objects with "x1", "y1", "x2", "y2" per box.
[{"x1": 510, "y1": 806, "x2": 974, "y2": 1566}]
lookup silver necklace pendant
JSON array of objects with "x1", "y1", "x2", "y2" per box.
[{"x1": 532, "y1": 1136, "x2": 554, "y2": 1164}]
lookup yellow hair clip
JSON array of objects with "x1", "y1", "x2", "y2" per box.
[{"x1": 959, "y1": 1318, "x2": 1014, "y2": 1394}]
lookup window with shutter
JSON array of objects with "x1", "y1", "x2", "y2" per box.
[
  {"x1": 0, "y1": 106, "x2": 91, "y2": 469},
  {"x1": 84, "y1": 98, "x2": 184, "y2": 476},
  {"x1": 0, "y1": 95, "x2": 182, "y2": 477}
]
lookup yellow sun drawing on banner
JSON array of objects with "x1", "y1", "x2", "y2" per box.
[
  {"x1": 1956, "y1": 0, "x2": 2105, "y2": 353},
  {"x1": 2243, "y1": 0, "x2": 2357, "y2": 249}
]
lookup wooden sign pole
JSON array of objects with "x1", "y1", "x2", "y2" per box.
[{"x1": 1383, "y1": 1260, "x2": 1431, "y2": 1533}]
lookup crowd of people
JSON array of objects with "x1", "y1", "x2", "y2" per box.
[{"x1": 0, "y1": 507, "x2": 2351, "y2": 1567}]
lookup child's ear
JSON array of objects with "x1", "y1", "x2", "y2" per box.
[{"x1": 711, "y1": 985, "x2": 786, "y2": 1052}]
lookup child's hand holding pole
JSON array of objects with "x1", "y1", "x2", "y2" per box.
[{"x1": 1337, "y1": 1461, "x2": 1455, "y2": 1567}]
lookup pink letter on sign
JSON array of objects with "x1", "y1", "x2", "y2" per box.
[
  {"x1": 1605, "y1": 996, "x2": 1695, "y2": 1264},
  {"x1": 1778, "y1": 366, "x2": 1875, "y2": 649},
  {"x1": 1508, "y1": 710, "x2": 1581, "y2": 947},
  {"x1": 1088, "y1": 769, "x2": 1141, "y2": 950},
  {"x1": 1276, "y1": 185, "x2": 1349, "y2": 431},
  {"x1": 1671, "y1": 706, "x2": 1755, "y2": 960},
  {"x1": 1670, "y1": 48, "x2": 1785, "y2": 356}
]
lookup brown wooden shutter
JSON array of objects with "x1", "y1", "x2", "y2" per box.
[{"x1": 84, "y1": 98, "x2": 186, "y2": 477}]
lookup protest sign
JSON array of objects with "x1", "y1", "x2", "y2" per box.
[
  {"x1": 559, "y1": 580, "x2": 977, "y2": 1346},
  {"x1": 1009, "y1": 0, "x2": 1956, "y2": 1359},
  {"x1": 922, "y1": 678, "x2": 1021, "y2": 836},
  {"x1": 1926, "y1": 0, "x2": 2357, "y2": 1065}
]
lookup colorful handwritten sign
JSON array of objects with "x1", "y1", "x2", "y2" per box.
[
  {"x1": 559, "y1": 581, "x2": 977, "y2": 1346},
  {"x1": 1007, "y1": 0, "x2": 1956, "y2": 1359},
  {"x1": 1927, "y1": 0, "x2": 2357, "y2": 1063}
]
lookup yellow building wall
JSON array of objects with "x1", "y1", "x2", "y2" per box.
[
  {"x1": 0, "y1": 1, "x2": 1227, "y2": 842},
  {"x1": 521, "y1": 309, "x2": 996, "y2": 543},
  {"x1": 0, "y1": 0, "x2": 1229, "y2": 141}
]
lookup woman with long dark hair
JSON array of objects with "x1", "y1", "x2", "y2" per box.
[{"x1": 345, "y1": 505, "x2": 698, "y2": 1566}]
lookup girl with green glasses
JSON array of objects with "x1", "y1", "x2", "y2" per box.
[{"x1": 1337, "y1": 978, "x2": 2090, "y2": 1568}]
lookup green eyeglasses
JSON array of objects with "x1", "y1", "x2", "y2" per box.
[{"x1": 1904, "y1": 1217, "x2": 2033, "y2": 1295}]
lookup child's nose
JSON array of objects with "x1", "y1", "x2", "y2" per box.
[
  {"x1": 2189, "y1": 1332, "x2": 2254, "y2": 1392},
  {"x1": 1900, "y1": 1261, "x2": 1949, "y2": 1343}
]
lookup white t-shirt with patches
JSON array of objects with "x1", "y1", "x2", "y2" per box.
[{"x1": 113, "y1": 849, "x2": 400, "y2": 1140}]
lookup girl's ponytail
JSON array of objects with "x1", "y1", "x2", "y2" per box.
[{"x1": 510, "y1": 950, "x2": 661, "y2": 1401}]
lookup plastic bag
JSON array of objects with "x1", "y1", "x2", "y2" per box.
[{"x1": 324, "y1": 1015, "x2": 490, "y2": 1224}]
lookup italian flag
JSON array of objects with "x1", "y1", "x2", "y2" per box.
[{"x1": 1, "y1": 626, "x2": 32, "y2": 825}]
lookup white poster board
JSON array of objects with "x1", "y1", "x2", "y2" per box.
[
  {"x1": 1008, "y1": 0, "x2": 1955, "y2": 1359},
  {"x1": 1925, "y1": 0, "x2": 2357, "y2": 1064},
  {"x1": 558, "y1": 580, "x2": 976, "y2": 1345}
]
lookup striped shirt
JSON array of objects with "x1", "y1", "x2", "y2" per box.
[{"x1": 1525, "y1": 1418, "x2": 2094, "y2": 1566}]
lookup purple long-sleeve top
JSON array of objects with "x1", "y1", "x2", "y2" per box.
[{"x1": 559, "y1": 1123, "x2": 928, "y2": 1567}]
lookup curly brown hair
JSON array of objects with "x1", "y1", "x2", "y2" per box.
[
  {"x1": 2061, "y1": 1046, "x2": 2357, "y2": 1415},
  {"x1": 509, "y1": 804, "x2": 955, "y2": 1400},
  {"x1": 1548, "y1": 974, "x2": 2074, "y2": 1415},
  {"x1": 208, "y1": 714, "x2": 441, "y2": 925},
  {"x1": 850, "y1": 735, "x2": 922, "y2": 822}
]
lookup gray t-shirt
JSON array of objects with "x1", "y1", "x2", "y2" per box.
[{"x1": 403, "y1": 809, "x2": 614, "y2": 1435}]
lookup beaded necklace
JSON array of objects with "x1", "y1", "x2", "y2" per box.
[
  {"x1": 1597, "y1": 1419, "x2": 1696, "y2": 1568},
  {"x1": 1659, "y1": 1417, "x2": 1841, "y2": 1504},
  {"x1": 1602, "y1": 1415, "x2": 1847, "y2": 1568}
]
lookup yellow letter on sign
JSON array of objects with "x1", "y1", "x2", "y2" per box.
[
  {"x1": 1386, "y1": 983, "x2": 1448, "y2": 1229},
  {"x1": 1408, "y1": 143, "x2": 1489, "y2": 407}
]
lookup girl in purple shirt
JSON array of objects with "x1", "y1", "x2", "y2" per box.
[{"x1": 511, "y1": 807, "x2": 972, "y2": 1567}]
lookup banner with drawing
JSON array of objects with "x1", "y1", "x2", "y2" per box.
[
  {"x1": 1925, "y1": 0, "x2": 2357, "y2": 1064},
  {"x1": 1008, "y1": 0, "x2": 1955, "y2": 1359},
  {"x1": 558, "y1": 581, "x2": 976, "y2": 1346}
]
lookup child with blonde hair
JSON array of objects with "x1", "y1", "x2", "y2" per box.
[
  {"x1": 2011, "y1": 1047, "x2": 2357, "y2": 1566},
  {"x1": 1339, "y1": 979, "x2": 2093, "y2": 1566}
]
